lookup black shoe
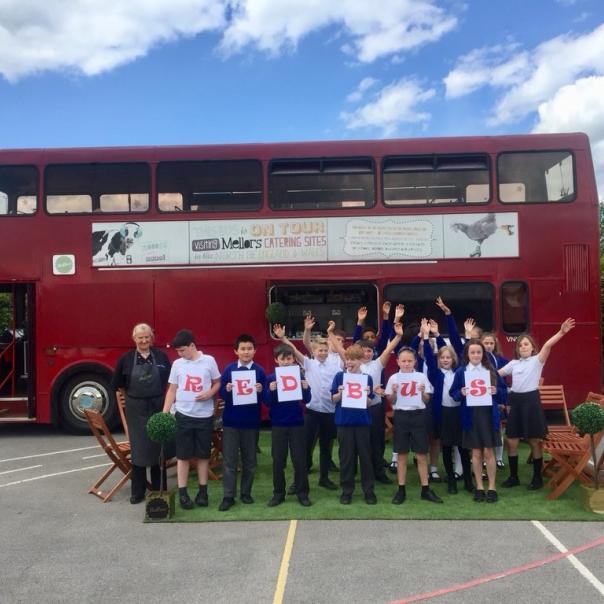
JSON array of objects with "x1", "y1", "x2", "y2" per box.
[
  {"x1": 267, "y1": 494, "x2": 285, "y2": 507},
  {"x1": 179, "y1": 493, "x2": 194, "y2": 510},
  {"x1": 383, "y1": 459, "x2": 390, "y2": 468},
  {"x1": 240, "y1": 494, "x2": 254, "y2": 504},
  {"x1": 527, "y1": 479, "x2": 543, "y2": 491},
  {"x1": 502, "y1": 476, "x2": 520, "y2": 488},
  {"x1": 454, "y1": 472, "x2": 463, "y2": 481},
  {"x1": 130, "y1": 494, "x2": 145, "y2": 505},
  {"x1": 218, "y1": 497, "x2": 235, "y2": 511},
  {"x1": 298, "y1": 495, "x2": 312, "y2": 507},
  {"x1": 388, "y1": 461, "x2": 398, "y2": 474},
  {"x1": 329, "y1": 461, "x2": 339, "y2": 472},
  {"x1": 195, "y1": 491, "x2": 208, "y2": 507},
  {"x1": 421, "y1": 489, "x2": 443, "y2": 503},
  {"x1": 392, "y1": 489, "x2": 406, "y2": 505},
  {"x1": 340, "y1": 493, "x2": 352, "y2": 504},
  {"x1": 287, "y1": 484, "x2": 298, "y2": 496},
  {"x1": 429, "y1": 471, "x2": 442, "y2": 483},
  {"x1": 365, "y1": 491, "x2": 377, "y2": 505},
  {"x1": 486, "y1": 489, "x2": 498, "y2": 503},
  {"x1": 375, "y1": 474, "x2": 393, "y2": 485},
  {"x1": 318, "y1": 478, "x2": 337, "y2": 491},
  {"x1": 447, "y1": 479, "x2": 458, "y2": 495},
  {"x1": 473, "y1": 489, "x2": 486, "y2": 502}
]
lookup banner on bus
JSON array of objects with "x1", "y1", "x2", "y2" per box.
[{"x1": 91, "y1": 212, "x2": 518, "y2": 267}]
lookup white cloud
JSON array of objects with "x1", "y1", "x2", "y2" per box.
[
  {"x1": 0, "y1": 0, "x2": 226, "y2": 81},
  {"x1": 443, "y1": 23, "x2": 604, "y2": 125},
  {"x1": 345, "y1": 77, "x2": 378, "y2": 102},
  {"x1": 533, "y1": 76, "x2": 604, "y2": 199},
  {"x1": 444, "y1": 43, "x2": 529, "y2": 98},
  {"x1": 0, "y1": 0, "x2": 458, "y2": 81},
  {"x1": 219, "y1": 0, "x2": 457, "y2": 62},
  {"x1": 340, "y1": 79, "x2": 435, "y2": 136}
]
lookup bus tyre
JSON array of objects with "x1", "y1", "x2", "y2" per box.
[{"x1": 60, "y1": 373, "x2": 118, "y2": 434}]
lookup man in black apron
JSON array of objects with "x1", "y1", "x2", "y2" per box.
[{"x1": 112, "y1": 324, "x2": 172, "y2": 503}]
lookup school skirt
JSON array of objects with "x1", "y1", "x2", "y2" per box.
[
  {"x1": 506, "y1": 390, "x2": 548, "y2": 439},
  {"x1": 462, "y1": 406, "x2": 500, "y2": 450},
  {"x1": 440, "y1": 406, "x2": 463, "y2": 447}
]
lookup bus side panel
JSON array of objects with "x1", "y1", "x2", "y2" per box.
[{"x1": 154, "y1": 274, "x2": 270, "y2": 370}]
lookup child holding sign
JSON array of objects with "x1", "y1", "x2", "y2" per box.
[
  {"x1": 330, "y1": 344, "x2": 377, "y2": 505},
  {"x1": 385, "y1": 347, "x2": 443, "y2": 504},
  {"x1": 218, "y1": 334, "x2": 266, "y2": 511},
  {"x1": 264, "y1": 344, "x2": 312, "y2": 507},
  {"x1": 449, "y1": 340, "x2": 505, "y2": 502},
  {"x1": 498, "y1": 318, "x2": 575, "y2": 490},
  {"x1": 162, "y1": 330, "x2": 221, "y2": 510}
]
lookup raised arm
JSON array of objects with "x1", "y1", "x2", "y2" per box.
[
  {"x1": 327, "y1": 320, "x2": 346, "y2": 363},
  {"x1": 436, "y1": 296, "x2": 464, "y2": 357},
  {"x1": 302, "y1": 314, "x2": 315, "y2": 356},
  {"x1": 537, "y1": 318, "x2": 575, "y2": 364},
  {"x1": 376, "y1": 321, "x2": 403, "y2": 367},
  {"x1": 375, "y1": 301, "x2": 392, "y2": 353},
  {"x1": 352, "y1": 306, "x2": 368, "y2": 342},
  {"x1": 273, "y1": 323, "x2": 306, "y2": 366}
]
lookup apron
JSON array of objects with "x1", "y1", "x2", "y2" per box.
[{"x1": 125, "y1": 351, "x2": 167, "y2": 467}]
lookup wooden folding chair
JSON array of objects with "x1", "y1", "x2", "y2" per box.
[
  {"x1": 84, "y1": 409, "x2": 132, "y2": 502},
  {"x1": 543, "y1": 429, "x2": 604, "y2": 500},
  {"x1": 539, "y1": 384, "x2": 571, "y2": 426},
  {"x1": 208, "y1": 399, "x2": 225, "y2": 481}
]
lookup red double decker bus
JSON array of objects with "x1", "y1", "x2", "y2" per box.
[{"x1": 0, "y1": 133, "x2": 599, "y2": 433}]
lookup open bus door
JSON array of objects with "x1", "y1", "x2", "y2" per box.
[{"x1": 0, "y1": 284, "x2": 35, "y2": 422}]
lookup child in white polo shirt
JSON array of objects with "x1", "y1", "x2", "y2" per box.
[{"x1": 163, "y1": 329, "x2": 221, "y2": 510}]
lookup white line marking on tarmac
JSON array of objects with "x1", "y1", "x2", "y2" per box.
[
  {"x1": 0, "y1": 463, "x2": 110, "y2": 488},
  {"x1": 532, "y1": 520, "x2": 604, "y2": 598},
  {"x1": 81, "y1": 454, "x2": 107, "y2": 460},
  {"x1": 273, "y1": 520, "x2": 298, "y2": 604},
  {"x1": 0, "y1": 464, "x2": 43, "y2": 476},
  {"x1": 0, "y1": 445, "x2": 99, "y2": 463}
]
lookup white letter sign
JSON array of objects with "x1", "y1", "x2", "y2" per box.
[
  {"x1": 232, "y1": 370, "x2": 257, "y2": 406},
  {"x1": 275, "y1": 366, "x2": 302, "y2": 402},
  {"x1": 464, "y1": 369, "x2": 493, "y2": 407},
  {"x1": 342, "y1": 373, "x2": 368, "y2": 409}
]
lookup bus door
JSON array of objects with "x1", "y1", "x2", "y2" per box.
[{"x1": 0, "y1": 283, "x2": 35, "y2": 419}]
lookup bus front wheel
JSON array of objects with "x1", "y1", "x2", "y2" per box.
[{"x1": 60, "y1": 373, "x2": 118, "y2": 434}]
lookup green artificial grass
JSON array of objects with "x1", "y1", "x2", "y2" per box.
[{"x1": 154, "y1": 431, "x2": 603, "y2": 523}]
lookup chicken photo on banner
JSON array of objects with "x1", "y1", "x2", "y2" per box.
[{"x1": 443, "y1": 212, "x2": 519, "y2": 259}]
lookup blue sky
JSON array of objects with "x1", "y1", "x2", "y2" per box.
[{"x1": 1, "y1": 0, "x2": 604, "y2": 190}]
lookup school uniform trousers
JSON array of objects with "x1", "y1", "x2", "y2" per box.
[
  {"x1": 305, "y1": 409, "x2": 336, "y2": 480},
  {"x1": 272, "y1": 425, "x2": 309, "y2": 496},
  {"x1": 368, "y1": 400, "x2": 387, "y2": 478},
  {"x1": 222, "y1": 427, "x2": 258, "y2": 499},
  {"x1": 338, "y1": 425, "x2": 374, "y2": 496}
]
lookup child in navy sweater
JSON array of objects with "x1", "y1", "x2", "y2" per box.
[
  {"x1": 330, "y1": 344, "x2": 376, "y2": 505},
  {"x1": 449, "y1": 340, "x2": 505, "y2": 503},
  {"x1": 264, "y1": 344, "x2": 312, "y2": 507},
  {"x1": 218, "y1": 334, "x2": 266, "y2": 511}
]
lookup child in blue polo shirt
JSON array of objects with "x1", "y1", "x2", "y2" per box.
[
  {"x1": 330, "y1": 343, "x2": 376, "y2": 505},
  {"x1": 264, "y1": 343, "x2": 312, "y2": 507},
  {"x1": 218, "y1": 334, "x2": 266, "y2": 511}
]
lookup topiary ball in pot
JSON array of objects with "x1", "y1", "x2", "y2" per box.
[
  {"x1": 265, "y1": 302, "x2": 288, "y2": 326},
  {"x1": 146, "y1": 412, "x2": 177, "y2": 444}
]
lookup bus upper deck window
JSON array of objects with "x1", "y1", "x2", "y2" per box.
[
  {"x1": 269, "y1": 157, "x2": 375, "y2": 210},
  {"x1": 45, "y1": 163, "x2": 150, "y2": 214},
  {"x1": 157, "y1": 160, "x2": 262, "y2": 213},
  {"x1": 382, "y1": 154, "x2": 490, "y2": 207},
  {"x1": 0, "y1": 166, "x2": 38, "y2": 215},
  {"x1": 498, "y1": 151, "x2": 575, "y2": 203}
]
